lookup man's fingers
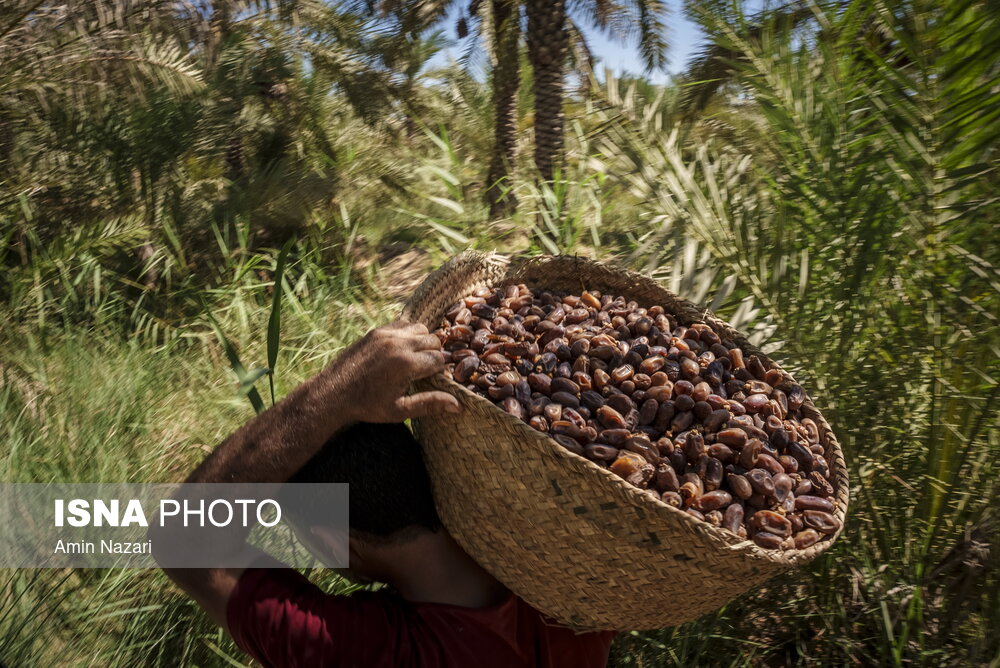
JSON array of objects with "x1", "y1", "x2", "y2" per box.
[
  {"x1": 407, "y1": 333, "x2": 443, "y2": 351},
  {"x1": 406, "y1": 350, "x2": 446, "y2": 378},
  {"x1": 384, "y1": 320, "x2": 428, "y2": 335},
  {"x1": 395, "y1": 391, "x2": 461, "y2": 418}
]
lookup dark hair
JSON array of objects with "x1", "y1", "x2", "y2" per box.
[{"x1": 288, "y1": 422, "x2": 441, "y2": 540}]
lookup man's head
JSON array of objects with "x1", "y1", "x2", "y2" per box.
[{"x1": 285, "y1": 421, "x2": 441, "y2": 580}]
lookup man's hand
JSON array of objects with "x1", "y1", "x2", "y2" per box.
[
  {"x1": 157, "y1": 319, "x2": 461, "y2": 631},
  {"x1": 323, "y1": 320, "x2": 461, "y2": 424},
  {"x1": 185, "y1": 318, "x2": 461, "y2": 487}
]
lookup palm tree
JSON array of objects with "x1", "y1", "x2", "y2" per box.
[
  {"x1": 677, "y1": 3, "x2": 816, "y2": 120},
  {"x1": 376, "y1": 0, "x2": 669, "y2": 210},
  {"x1": 503, "y1": 0, "x2": 671, "y2": 185},
  {"x1": 0, "y1": 0, "x2": 407, "y2": 282},
  {"x1": 524, "y1": 0, "x2": 568, "y2": 183},
  {"x1": 527, "y1": 0, "x2": 668, "y2": 182},
  {"x1": 484, "y1": 0, "x2": 521, "y2": 216},
  {"x1": 369, "y1": 0, "x2": 522, "y2": 215}
]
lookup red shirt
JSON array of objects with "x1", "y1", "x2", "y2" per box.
[{"x1": 227, "y1": 567, "x2": 615, "y2": 668}]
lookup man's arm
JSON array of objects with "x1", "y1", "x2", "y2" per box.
[{"x1": 153, "y1": 321, "x2": 459, "y2": 629}]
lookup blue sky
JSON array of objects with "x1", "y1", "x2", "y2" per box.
[
  {"x1": 583, "y1": 3, "x2": 706, "y2": 79},
  {"x1": 426, "y1": 1, "x2": 705, "y2": 82}
]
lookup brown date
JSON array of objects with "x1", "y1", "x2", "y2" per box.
[
  {"x1": 803, "y1": 510, "x2": 841, "y2": 535},
  {"x1": 552, "y1": 434, "x2": 584, "y2": 456},
  {"x1": 585, "y1": 444, "x2": 619, "y2": 462},
  {"x1": 655, "y1": 463, "x2": 680, "y2": 492},
  {"x1": 727, "y1": 474, "x2": 753, "y2": 500},
  {"x1": 747, "y1": 469, "x2": 775, "y2": 497},
  {"x1": 752, "y1": 531, "x2": 783, "y2": 549},
  {"x1": 772, "y1": 473, "x2": 794, "y2": 503},
  {"x1": 660, "y1": 491, "x2": 683, "y2": 508},
  {"x1": 739, "y1": 438, "x2": 763, "y2": 470},
  {"x1": 716, "y1": 428, "x2": 748, "y2": 448},
  {"x1": 596, "y1": 405, "x2": 627, "y2": 430},
  {"x1": 794, "y1": 495, "x2": 835, "y2": 513},
  {"x1": 692, "y1": 490, "x2": 732, "y2": 512},
  {"x1": 551, "y1": 391, "x2": 580, "y2": 408},
  {"x1": 793, "y1": 529, "x2": 821, "y2": 549},
  {"x1": 749, "y1": 510, "x2": 792, "y2": 538},
  {"x1": 722, "y1": 503, "x2": 744, "y2": 534},
  {"x1": 809, "y1": 470, "x2": 834, "y2": 497},
  {"x1": 610, "y1": 452, "x2": 647, "y2": 478}
]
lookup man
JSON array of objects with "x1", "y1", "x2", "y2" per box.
[{"x1": 157, "y1": 321, "x2": 616, "y2": 667}]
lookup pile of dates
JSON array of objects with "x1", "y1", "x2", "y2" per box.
[{"x1": 435, "y1": 284, "x2": 842, "y2": 551}]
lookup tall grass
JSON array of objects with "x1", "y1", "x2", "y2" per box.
[
  {"x1": 0, "y1": 254, "x2": 383, "y2": 665},
  {"x1": 0, "y1": 0, "x2": 997, "y2": 665}
]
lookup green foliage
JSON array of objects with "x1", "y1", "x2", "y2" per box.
[
  {"x1": 600, "y1": 1, "x2": 1000, "y2": 664},
  {"x1": 0, "y1": 0, "x2": 997, "y2": 665}
]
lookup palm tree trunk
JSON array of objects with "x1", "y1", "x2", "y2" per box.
[
  {"x1": 526, "y1": 0, "x2": 567, "y2": 182},
  {"x1": 485, "y1": 0, "x2": 520, "y2": 218}
]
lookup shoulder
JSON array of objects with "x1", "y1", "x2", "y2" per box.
[
  {"x1": 227, "y1": 568, "x2": 415, "y2": 668},
  {"x1": 406, "y1": 593, "x2": 616, "y2": 668},
  {"x1": 230, "y1": 568, "x2": 412, "y2": 627}
]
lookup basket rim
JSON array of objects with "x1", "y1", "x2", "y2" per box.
[{"x1": 409, "y1": 251, "x2": 849, "y2": 565}]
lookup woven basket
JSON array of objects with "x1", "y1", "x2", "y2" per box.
[{"x1": 403, "y1": 252, "x2": 849, "y2": 631}]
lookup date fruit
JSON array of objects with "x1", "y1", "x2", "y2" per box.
[{"x1": 437, "y1": 284, "x2": 839, "y2": 551}]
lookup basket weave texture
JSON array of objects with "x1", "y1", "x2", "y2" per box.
[{"x1": 404, "y1": 252, "x2": 849, "y2": 631}]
